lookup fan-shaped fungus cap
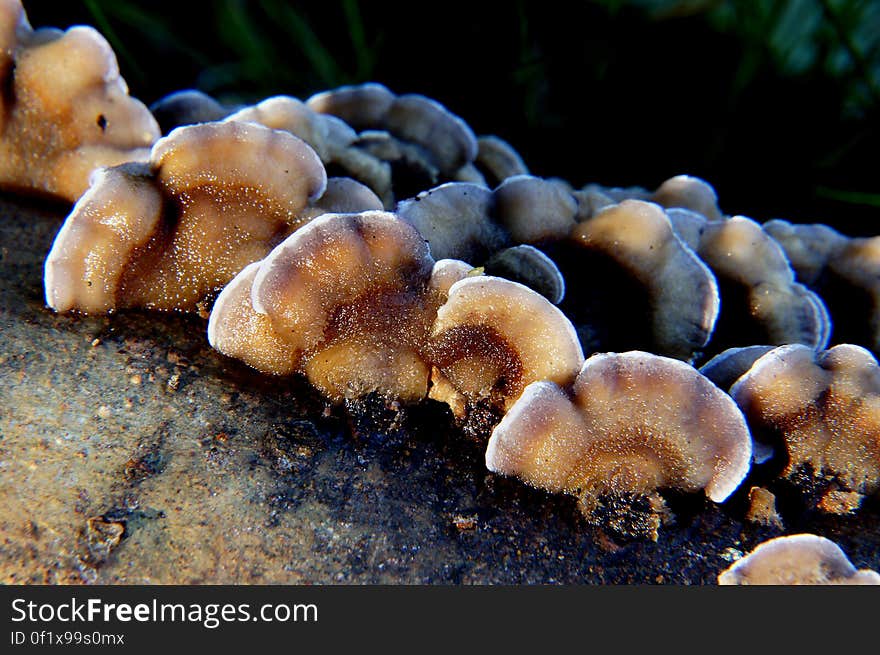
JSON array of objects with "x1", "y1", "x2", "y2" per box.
[
  {"x1": 210, "y1": 211, "x2": 452, "y2": 402},
  {"x1": 474, "y1": 135, "x2": 529, "y2": 187},
  {"x1": 149, "y1": 89, "x2": 231, "y2": 134},
  {"x1": 306, "y1": 82, "x2": 395, "y2": 131},
  {"x1": 484, "y1": 245, "x2": 565, "y2": 304},
  {"x1": 0, "y1": 0, "x2": 160, "y2": 201},
  {"x1": 765, "y1": 219, "x2": 880, "y2": 353},
  {"x1": 429, "y1": 276, "x2": 584, "y2": 414},
  {"x1": 696, "y1": 216, "x2": 830, "y2": 353},
  {"x1": 567, "y1": 199, "x2": 719, "y2": 361},
  {"x1": 44, "y1": 120, "x2": 327, "y2": 313},
  {"x1": 304, "y1": 177, "x2": 383, "y2": 218},
  {"x1": 486, "y1": 351, "x2": 752, "y2": 537},
  {"x1": 718, "y1": 534, "x2": 880, "y2": 585},
  {"x1": 397, "y1": 182, "x2": 509, "y2": 262},
  {"x1": 652, "y1": 174, "x2": 722, "y2": 221},
  {"x1": 730, "y1": 343, "x2": 880, "y2": 499},
  {"x1": 494, "y1": 175, "x2": 578, "y2": 245}
]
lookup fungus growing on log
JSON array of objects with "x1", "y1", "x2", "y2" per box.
[
  {"x1": 730, "y1": 343, "x2": 880, "y2": 509},
  {"x1": 486, "y1": 351, "x2": 752, "y2": 539},
  {"x1": 0, "y1": 0, "x2": 159, "y2": 201},
  {"x1": 44, "y1": 121, "x2": 327, "y2": 313},
  {"x1": 718, "y1": 534, "x2": 880, "y2": 585}
]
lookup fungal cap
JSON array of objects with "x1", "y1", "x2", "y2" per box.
[
  {"x1": 0, "y1": 14, "x2": 160, "y2": 200},
  {"x1": 232, "y1": 211, "x2": 438, "y2": 401},
  {"x1": 149, "y1": 89, "x2": 230, "y2": 133},
  {"x1": 699, "y1": 345, "x2": 776, "y2": 391},
  {"x1": 652, "y1": 174, "x2": 722, "y2": 221},
  {"x1": 718, "y1": 534, "x2": 880, "y2": 585},
  {"x1": 487, "y1": 351, "x2": 753, "y2": 503},
  {"x1": 475, "y1": 135, "x2": 529, "y2": 185},
  {"x1": 730, "y1": 343, "x2": 880, "y2": 493},
  {"x1": 397, "y1": 182, "x2": 508, "y2": 262},
  {"x1": 494, "y1": 175, "x2": 578, "y2": 244},
  {"x1": 306, "y1": 82, "x2": 395, "y2": 130},
  {"x1": 385, "y1": 93, "x2": 478, "y2": 174},
  {"x1": 572, "y1": 199, "x2": 720, "y2": 360},
  {"x1": 224, "y1": 95, "x2": 329, "y2": 159},
  {"x1": 44, "y1": 163, "x2": 161, "y2": 313},
  {"x1": 152, "y1": 120, "x2": 327, "y2": 204},
  {"x1": 484, "y1": 244, "x2": 565, "y2": 304},
  {"x1": 431, "y1": 276, "x2": 584, "y2": 410}
]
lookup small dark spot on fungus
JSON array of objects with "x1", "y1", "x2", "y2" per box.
[{"x1": 96, "y1": 113, "x2": 107, "y2": 130}]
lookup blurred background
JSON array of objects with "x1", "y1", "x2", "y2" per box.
[{"x1": 23, "y1": 0, "x2": 880, "y2": 234}]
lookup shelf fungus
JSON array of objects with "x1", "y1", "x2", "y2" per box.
[
  {"x1": 486, "y1": 351, "x2": 752, "y2": 539},
  {"x1": 209, "y1": 210, "x2": 583, "y2": 416},
  {"x1": 764, "y1": 219, "x2": 880, "y2": 354},
  {"x1": 44, "y1": 121, "x2": 328, "y2": 314},
  {"x1": 561, "y1": 199, "x2": 719, "y2": 361},
  {"x1": 0, "y1": 0, "x2": 160, "y2": 202},
  {"x1": 428, "y1": 276, "x2": 584, "y2": 419},
  {"x1": 695, "y1": 216, "x2": 831, "y2": 354},
  {"x1": 718, "y1": 534, "x2": 880, "y2": 585},
  {"x1": 730, "y1": 344, "x2": 880, "y2": 511}
]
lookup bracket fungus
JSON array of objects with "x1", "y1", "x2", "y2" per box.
[
  {"x1": 0, "y1": 0, "x2": 160, "y2": 202},
  {"x1": 474, "y1": 135, "x2": 529, "y2": 188},
  {"x1": 149, "y1": 89, "x2": 232, "y2": 134},
  {"x1": 44, "y1": 120, "x2": 328, "y2": 314},
  {"x1": 397, "y1": 182, "x2": 508, "y2": 262},
  {"x1": 486, "y1": 351, "x2": 752, "y2": 539},
  {"x1": 561, "y1": 199, "x2": 719, "y2": 361},
  {"x1": 307, "y1": 83, "x2": 477, "y2": 177},
  {"x1": 209, "y1": 210, "x2": 582, "y2": 416},
  {"x1": 730, "y1": 343, "x2": 880, "y2": 508},
  {"x1": 428, "y1": 276, "x2": 584, "y2": 417},
  {"x1": 718, "y1": 534, "x2": 880, "y2": 585},
  {"x1": 493, "y1": 175, "x2": 578, "y2": 245},
  {"x1": 764, "y1": 219, "x2": 880, "y2": 353},
  {"x1": 209, "y1": 211, "x2": 448, "y2": 401},
  {"x1": 695, "y1": 216, "x2": 830, "y2": 354},
  {"x1": 651, "y1": 174, "x2": 723, "y2": 221}
]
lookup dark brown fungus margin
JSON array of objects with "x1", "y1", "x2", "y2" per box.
[
  {"x1": 0, "y1": 0, "x2": 160, "y2": 202},
  {"x1": 486, "y1": 351, "x2": 752, "y2": 539}
]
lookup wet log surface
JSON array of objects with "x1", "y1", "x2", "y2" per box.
[{"x1": 1, "y1": 193, "x2": 878, "y2": 584}]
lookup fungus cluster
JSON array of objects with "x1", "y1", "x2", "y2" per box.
[
  {"x1": 208, "y1": 210, "x2": 584, "y2": 416},
  {"x1": 3, "y1": 0, "x2": 877, "y2": 562}
]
